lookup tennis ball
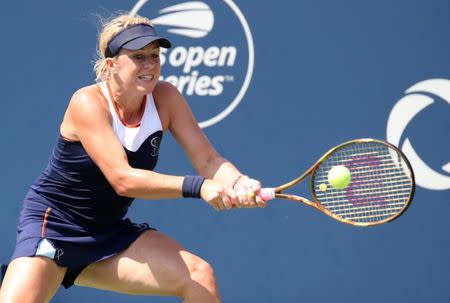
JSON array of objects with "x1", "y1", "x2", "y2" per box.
[
  {"x1": 319, "y1": 183, "x2": 327, "y2": 192},
  {"x1": 328, "y1": 165, "x2": 351, "y2": 190}
]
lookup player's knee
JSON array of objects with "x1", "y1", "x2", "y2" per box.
[
  {"x1": 191, "y1": 259, "x2": 216, "y2": 286},
  {"x1": 180, "y1": 258, "x2": 218, "y2": 297}
]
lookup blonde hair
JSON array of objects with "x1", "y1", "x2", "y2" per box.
[{"x1": 93, "y1": 14, "x2": 153, "y2": 81}]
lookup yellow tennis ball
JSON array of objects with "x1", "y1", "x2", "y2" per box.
[
  {"x1": 328, "y1": 165, "x2": 351, "y2": 190},
  {"x1": 319, "y1": 183, "x2": 327, "y2": 191}
]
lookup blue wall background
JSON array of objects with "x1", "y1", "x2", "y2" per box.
[{"x1": 1, "y1": 0, "x2": 449, "y2": 302}]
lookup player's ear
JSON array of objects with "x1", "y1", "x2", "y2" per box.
[{"x1": 106, "y1": 57, "x2": 117, "y2": 71}]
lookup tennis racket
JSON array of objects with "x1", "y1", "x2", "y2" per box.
[{"x1": 259, "y1": 138, "x2": 415, "y2": 226}]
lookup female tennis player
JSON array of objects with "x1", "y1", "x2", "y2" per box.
[{"x1": 0, "y1": 14, "x2": 265, "y2": 303}]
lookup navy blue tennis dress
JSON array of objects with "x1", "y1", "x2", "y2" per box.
[{"x1": 11, "y1": 82, "x2": 163, "y2": 287}]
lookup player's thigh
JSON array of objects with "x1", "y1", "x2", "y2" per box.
[
  {"x1": 75, "y1": 230, "x2": 215, "y2": 296},
  {"x1": 0, "y1": 256, "x2": 66, "y2": 303}
]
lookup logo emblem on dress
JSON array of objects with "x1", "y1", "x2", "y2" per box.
[{"x1": 150, "y1": 136, "x2": 161, "y2": 156}]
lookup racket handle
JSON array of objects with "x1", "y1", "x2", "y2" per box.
[{"x1": 258, "y1": 188, "x2": 275, "y2": 201}]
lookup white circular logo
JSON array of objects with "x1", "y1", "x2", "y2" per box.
[
  {"x1": 130, "y1": 0, "x2": 255, "y2": 128},
  {"x1": 386, "y1": 78, "x2": 450, "y2": 190}
]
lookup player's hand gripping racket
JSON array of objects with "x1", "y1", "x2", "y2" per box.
[{"x1": 259, "y1": 138, "x2": 415, "y2": 226}]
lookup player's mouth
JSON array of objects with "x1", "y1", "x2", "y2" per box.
[{"x1": 138, "y1": 75, "x2": 154, "y2": 81}]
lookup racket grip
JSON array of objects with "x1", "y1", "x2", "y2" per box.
[{"x1": 258, "y1": 188, "x2": 275, "y2": 201}]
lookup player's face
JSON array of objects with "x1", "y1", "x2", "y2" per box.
[{"x1": 114, "y1": 42, "x2": 161, "y2": 93}]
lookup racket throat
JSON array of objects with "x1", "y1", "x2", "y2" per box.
[{"x1": 275, "y1": 193, "x2": 317, "y2": 208}]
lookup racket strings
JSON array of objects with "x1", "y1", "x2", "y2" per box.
[
  {"x1": 313, "y1": 142, "x2": 413, "y2": 224},
  {"x1": 317, "y1": 186, "x2": 410, "y2": 200}
]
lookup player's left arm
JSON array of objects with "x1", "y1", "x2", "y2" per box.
[
  {"x1": 153, "y1": 81, "x2": 264, "y2": 206},
  {"x1": 154, "y1": 81, "x2": 237, "y2": 183}
]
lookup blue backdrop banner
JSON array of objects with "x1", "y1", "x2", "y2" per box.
[{"x1": 0, "y1": 1, "x2": 449, "y2": 302}]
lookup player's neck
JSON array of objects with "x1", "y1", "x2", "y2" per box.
[
  {"x1": 106, "y1": 80, "x2": 144, "y2": 114},
  {"x1": 106, "y1": 80, "x2": 146, "y2": 124}
]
